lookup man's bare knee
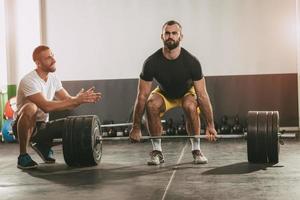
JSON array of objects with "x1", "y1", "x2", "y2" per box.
[
  {"x1": 146, "y1": 99, "x2": 162, "y2": 114},
  {"x1": 182, "y1": 101, "x2": 198, "y2": 114},
  {"x1": 19, "y1": 103, "x2": 38, "y2": 119}
]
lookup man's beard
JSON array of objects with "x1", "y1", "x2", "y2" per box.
[
  {"x1": 48, "y1": 63, "x2": 56, "y2": 72},
  {"x1": 42, "y1": 62, "x2": 56, "y2": 72},
  {"x1": 164, "y1": 39, "x2": 180, "y2": 50}
]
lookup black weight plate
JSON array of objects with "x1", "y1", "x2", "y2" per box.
[
  {"x1": 78, "y1": 116, "x2": 98, "y2": 166},
  {"x1": 63, "y1": 117, "x2": 77, "y2": 166},
  {"x1": 63, "y1": 115, "x2": 102, "y2": 167},
  {"x1": 81, "y1": 116, "x2": 102, "y2": 166},
  {"x1": 91, "y1": 117, "x2": 102, "y2": 165},
  {"x1": 269, "y1": 111, "x2": 279, "y2": 164},
  {"x1": 266, "y1": 111, "x2": 273, "y2": 163},
  {"x1": 256, "y1": 111, "x2": 268, "y2": 163},
  {"x1": 73, "y1": 116, "x2": 85, "y2": 166},
  {"x1": 247, "y1": 111, "x2": 258, "y2": 163}
]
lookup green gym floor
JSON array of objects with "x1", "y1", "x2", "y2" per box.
[{"x1": 0, "y1": 139, "x2": 300, "y2": 200}]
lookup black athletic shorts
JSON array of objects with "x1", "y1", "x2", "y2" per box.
[{"x1": 12, "y1": 117, "x2": 65, "y2": 145}]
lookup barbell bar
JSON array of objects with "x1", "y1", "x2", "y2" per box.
[
  {"x1": 54, "y1": 132, "x2": 295, "y2": 145},
  {"x1": 100, "y1": 119, "x2": 297, "y2": 137},
  {"x1": 93, "y1": 132, "x2": 295, "y2": 142},
  {"x1": 51, "y1": 111, "x2": 291, "y2": 167},
  {"x1": 100, "y1": 120, "x2": 166, "y2": 128}
]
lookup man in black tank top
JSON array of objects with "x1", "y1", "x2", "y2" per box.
[{"x1": 129, "y1": 20, "x2": 217, "y2": 165}]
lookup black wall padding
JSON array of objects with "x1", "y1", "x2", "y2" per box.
[
  {"x1": 50, "y1": 74, "x2": 298, "y2": 127},
  {"x1": 205, "y1": 73, "x2": 298, "y2": 127}
]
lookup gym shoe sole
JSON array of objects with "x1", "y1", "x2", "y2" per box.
[
  {"x1": 31, "y1": 143, "x2": 55, "y2": 164},
  {"x1": 147, "y1": 160, "x2": 160, "y2": 165},
  {"x1": 17, "y1": 164, "x2": 38, "y2": 169},
  {"x1": 192, "y1": 150, "x2": 208, "y2": 164},
  {"x1": 147, "y1": 157, "x2": 165, "y2": 165},
  {"x1": 194, "y1": 159, "x2": 208, "y2": 164}
]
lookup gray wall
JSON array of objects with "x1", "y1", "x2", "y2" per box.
[{"x1": 43, "y1": 0, "x2": 297, "y2": 80}]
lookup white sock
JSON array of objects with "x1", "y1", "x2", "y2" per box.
[
  {"x1": 190, "y1": 138, "x2": 201, "y2": 151},
  {"x1": 151, "y1": 139, "x2": 162, "y2": 152}
]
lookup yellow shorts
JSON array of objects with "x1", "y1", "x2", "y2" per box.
[{"x1": 151, "y1": 87, "x2": 200, "y2": 117}]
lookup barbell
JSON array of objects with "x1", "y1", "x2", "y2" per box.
[{"x1": 49, "y1": 110, "x2": 290, "y2": 167}]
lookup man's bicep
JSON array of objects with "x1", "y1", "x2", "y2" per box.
[
  {"x1": 193, "y1": 78, "x2": 207, "y2": 97},
  {"x1": 138, "y1": 79, "x2": 153, "y2": 96}
]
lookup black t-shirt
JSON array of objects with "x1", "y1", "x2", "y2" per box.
[{"x1": 140, "y1": 48, "x2": 203, "y2": 99}]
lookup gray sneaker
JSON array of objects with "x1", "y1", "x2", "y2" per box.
[
  {"x1": 147, "y1": 150, "x2": 164, "y2": 165},
  {"x1": 192, "y1": 150, "x2": 208, "y2": 164}
]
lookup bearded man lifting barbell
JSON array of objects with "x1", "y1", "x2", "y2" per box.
[
  {"x1": 13, "y1": 45, "x2": 102, "y2": 170},
  {"x1": 129, "y1": 20, "x2": 218, "y2": 165}
]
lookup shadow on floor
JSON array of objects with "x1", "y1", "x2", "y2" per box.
[
  {"x1": 201, "y1": 162, "x2": 284, "y2": 175},
  {"x1": 22, "y1": 161, "x2": 202, "y2": 187},
  {"x1": 22, "y1": 161, "x2": 285, "y2": 187}
]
